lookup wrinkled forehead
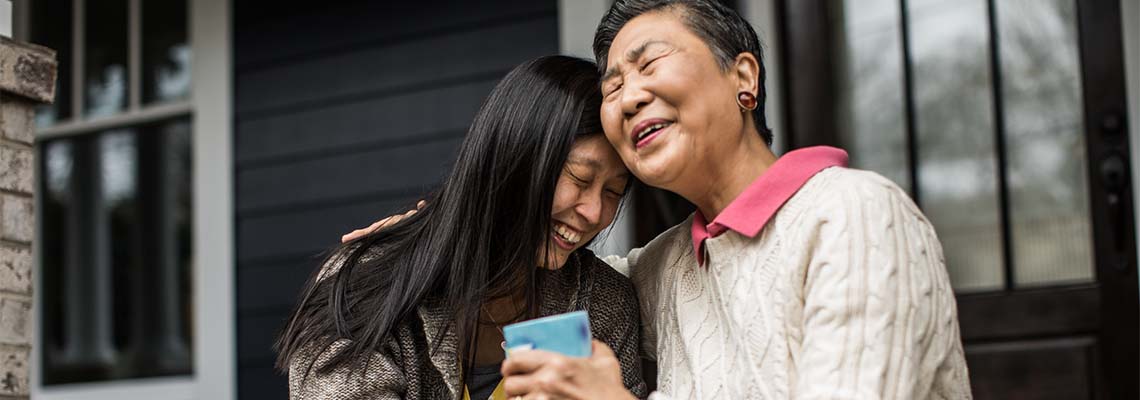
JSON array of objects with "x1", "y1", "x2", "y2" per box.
[{"x1": 604, "y1": 10, "x2": 687, "y2": 69}]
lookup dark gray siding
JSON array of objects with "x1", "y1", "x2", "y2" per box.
[{"x1": 233, "y1": 1, "x2": 559, "y2": 397}]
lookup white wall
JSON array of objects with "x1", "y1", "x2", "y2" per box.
[{"x1": 558, "y1": 0, "x2": 609, "y2": 60}]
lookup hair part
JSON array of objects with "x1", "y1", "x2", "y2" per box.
[
  {"x1": 275, "y1": 56, "x2": 606, "y2": 385},
  {"x1": 593, "y1": 0, "x2": 774, "y2": 145}
]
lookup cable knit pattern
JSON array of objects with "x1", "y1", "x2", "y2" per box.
[{"x1": 605, "y1": 167, "x2": 972, "y2": 399}]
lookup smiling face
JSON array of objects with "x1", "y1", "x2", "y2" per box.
[
  {"x1": 541, "y1": 134, "x2": 630, "y2": 269},
  {"x1": 599, "y1": 10, "x2": 753, "y2": 194}
]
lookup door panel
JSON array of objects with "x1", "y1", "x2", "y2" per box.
[
  {"x1": 774, "y1": 0, "x2": 1138, "y2": 398},
  {"x1": 965, "y1": 337, "x2": 1097, "y2": 399}
]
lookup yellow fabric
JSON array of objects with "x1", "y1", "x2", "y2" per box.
[{"x1": 462, "y1": 380, "x2": 506, "y2": 400}]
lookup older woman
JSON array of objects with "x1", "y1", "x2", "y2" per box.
[{"x1": 498, "y1": 1, "x2": 973, "y2": 399}]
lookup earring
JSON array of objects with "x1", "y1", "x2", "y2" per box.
[{"x1": 737, "y1": 91, "x2": 758, "y2": 112}]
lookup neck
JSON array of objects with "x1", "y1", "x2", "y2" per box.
[
  {"x1": 683, "y1": 130, "x2": 777, "y2": 220},
  {"x1": 482, "y1": 291, "x2": 526, "y2": 323}
]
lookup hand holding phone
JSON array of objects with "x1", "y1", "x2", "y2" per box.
[{"x1": 503, "y1": 310, "x2": 591, "y2": 357}]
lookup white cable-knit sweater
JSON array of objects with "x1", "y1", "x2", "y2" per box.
[{"x1": 605, "y1": 167, "x2": 972, "y2": 399}]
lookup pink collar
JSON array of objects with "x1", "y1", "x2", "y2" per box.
[{"x1": 691, "y1": 146, "x2": 849, "y2": 264}]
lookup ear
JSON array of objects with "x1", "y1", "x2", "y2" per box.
[{"x1": 732, "y1": 52, "x2": 761, "y2": 96}]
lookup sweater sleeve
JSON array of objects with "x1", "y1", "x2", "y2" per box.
[
  {"x1": 600, "y1": 253, "x2": 632, "y2": 277},
  {"x1": 289, "y1": 340, "x2": 407, "y2": 400},
  {"x1": 794, "y1": 175, "x2": 967, "y2": 399},
  {"x1": 586, "y1": 258, "x2": 650, "y2": 399},
  {"x1": 603, "y1": 247, "x2": 659, "y2": 363}
]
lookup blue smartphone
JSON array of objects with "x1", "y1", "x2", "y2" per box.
[{"x1": 502, "y1": 310, "x2": 591, "y2": 357}]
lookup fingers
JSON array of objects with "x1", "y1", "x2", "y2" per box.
[
  {"x1": 502, "y1": 365, "x2": 575, "y2": 398},
  {"x1": 503, "y1": 351, "x2": 591, "y2": 399},
  {"x1": 340, "y1": 217, "x2": 389, "y2": 243},
  {"x1": 339, "y1": 204, "x2": 423, "y2": 243},
  {"x1": 502, "y1": 373, "x2": 538, "y2": 397},
  {"x1": 502, "y1": 350, "x2": 562, "y2": 377},
  {"x1": 590, "y1": 340, "x2": 616, "y2": 358}
]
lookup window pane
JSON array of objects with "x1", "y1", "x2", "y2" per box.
[
  {"x1": 41, "y1": 133, "x2": 122, "y2": 384},
  {"x1": 143, "y1": 0, "x2": 191, "y2": 103},
  {"x1": 31, "y1": 0, "x2": 73, "y2": 127},
  {"x1": 997, "y1": 0, "x2": 1094, "y2": 287},
  {"x1": 833, "y1": 0, "x2": 911, "y2": 193},
  {"x1": 38, "y1": 119, "x2": 194, "y2": 385},
  {"x1": 85, "y1": 0, "x2": 129, "y2": 117},
  {"x1": 908, "y1": 0, "x2": 1005, "y2": 292}
]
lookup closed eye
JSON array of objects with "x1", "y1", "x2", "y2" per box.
[
  {"x1": 604, "y1": 83, "x2": 622, "y2": 98},
  {"x1": 639, "y1": 55, "x2": 662, "y2": 72},
  {"x1": 565, "y1": 169, "x2": 590, "y2": 186}
]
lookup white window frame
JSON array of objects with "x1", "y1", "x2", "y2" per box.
[{"x1": 21, "y1": 0, "x2": 234, "y2": 398}]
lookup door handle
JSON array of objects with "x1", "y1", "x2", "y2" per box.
[{"x1": 1100, "y1": 152, "x2": 1129, "y2": 271}]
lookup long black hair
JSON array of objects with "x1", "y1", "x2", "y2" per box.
[{"x1": 275, "y1": 56, "x2": 605, "y2": 380}]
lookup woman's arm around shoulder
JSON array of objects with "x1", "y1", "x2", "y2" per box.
[{"x1": 583, "y1": 255, "x2": 649, "y2": 399}]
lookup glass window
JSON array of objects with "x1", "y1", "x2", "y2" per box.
[
  {"x1": 908, "y1": 0, "x2": 1006, "y2": 292},
  {"x1": 997, "y1": 0, "x2": 1093, "y2": 287},
  {"x1": 143, "y1": 0, "x2": 191, "y2": 104},
  {"x1": 833, "y1": 0, "x2": 911, "y2": 193},
  {"x1": 85, "y1": 0, "x2": 129, "y2": 117},
  {"x1": 40, "y1": 119, "x2": 193, "y2": 385},
  {"x1": 832, "y1": 0, "x2": 1095, "y2": 293},
  {"x1": 30, "y1": 0, "x2": 73, "y2": 127},
  {"x1": 32, "y1": 0, "x2": 195, "y2": 386}
]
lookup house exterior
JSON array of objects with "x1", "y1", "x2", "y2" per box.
[{"x1": 11, "y1": 0, "x2": 1140, "y2": 398}]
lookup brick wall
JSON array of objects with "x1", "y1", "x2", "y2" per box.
[{"x1": 0, "y1": 36, "x2": 55, "y2": 400}]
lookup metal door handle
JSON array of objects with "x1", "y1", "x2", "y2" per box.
[{"x1": 1101, "y1": 153, "x2": 1128, "y2": 270}]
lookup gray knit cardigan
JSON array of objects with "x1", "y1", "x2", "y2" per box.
[{"x1": 287, "y1": 249, "x2": 648, "y2": 399}]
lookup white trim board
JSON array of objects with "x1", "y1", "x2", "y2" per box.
[
  {"x1": 32, "y1": 377, "x2": 195, "y2": 400},
  {"x1": 190, "y1": 0, "x2": 235, "y2": 398}
]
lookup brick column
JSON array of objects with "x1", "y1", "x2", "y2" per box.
[{"x1": 0, "y1": 36, "x2": 57, "y2": 400}]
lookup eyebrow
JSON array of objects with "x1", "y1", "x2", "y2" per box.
[
  {"x1": 566, "y1": 157, "x2": 631, "y2": 178},
  {"x1": 601, "y1": 40, "x2": 670, "y2": 84}
]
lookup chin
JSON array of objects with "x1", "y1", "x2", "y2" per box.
[
  {"x1": 629, "y1": 144, "x2": 688, "y2": 186},
  {"x1": 541, "y1": 252, "x2": 570, "y2": 270},
  {"x1": 629, "y1": 158, "x2": 681, "y2": 190}
]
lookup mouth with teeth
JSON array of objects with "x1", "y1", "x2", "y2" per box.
[
  {"x1": 551, "y1": 222, "x2": 582, "y2": 250},
  {"x1": 632, "y1": 119, "x2": 674, "y2": 149}
]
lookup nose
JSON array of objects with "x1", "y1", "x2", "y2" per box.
[
  {"x1": 620, "y1": 77, "x2": 652, "y2": 119},
  {"x1": 576, "y1": 189, "x2": 604, "y2": 228}
]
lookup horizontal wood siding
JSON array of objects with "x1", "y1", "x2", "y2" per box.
[{"x1": 233, "y1": 1, "x2": 558, "y2": 397}]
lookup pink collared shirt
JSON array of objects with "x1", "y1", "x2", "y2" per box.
[{"x1": 691, "y1": 146, "x2": 849, "y2": 264}]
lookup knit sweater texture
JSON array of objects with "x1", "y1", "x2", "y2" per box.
[
  {"x1": 288, "y1": 249, "x2": 648, "y2": 399},
  {"x1": 605, "y1": 167, "x2": 972, "y2": 399}
]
